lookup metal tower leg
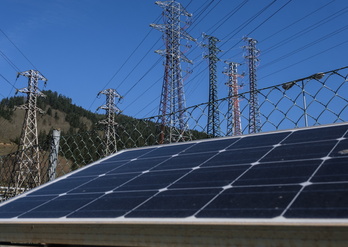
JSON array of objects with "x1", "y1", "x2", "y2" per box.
[
  {"x1": 97, "y1": 89, "x2": 122, "y2": 156},
  {"x1": 151, "y1": 0, "x2": 196, "y2": 144}
]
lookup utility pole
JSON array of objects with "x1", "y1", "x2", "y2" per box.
[
  {"x1": 224, "y1": 61, "x2": 242, "y2": 136},
  {"x1": 243, "y1": 37, "x2": 261, "y2": 134},
  {"x1": 98, "y1": 88, "x2": 122, "y2": 156},
  {"x1": 12, "y1": 70, "x2": 47, "y2": 195},
  {"x1": 203, "y1": 34, "x2": 221, "y2": 137},
  {"x1": 150, "y1": 0, "x2": 196, "y2": 144}
]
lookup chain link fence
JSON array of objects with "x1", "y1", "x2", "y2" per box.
[{"x1": 1, "y1": 66, "x2": 347, "y2": 201}]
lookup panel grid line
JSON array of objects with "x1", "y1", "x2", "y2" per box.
[
  {"x1": 279, "y1": 128, "x2": 348, "y2": 218},
  {"x1": 192, "y1": 131, "x2": 294, "y2": 218},
  {"x1": 1, "y1": 123, "x2": 348, "y2": 220}
]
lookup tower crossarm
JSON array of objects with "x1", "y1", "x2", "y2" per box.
[
  {"x1": 152, "y1": 0, "x2": 195, "y2": 144},
  {"x1": 17, "y1": 70, "x2": 47, "y2": 83},
  {"x1": 243, "y1": 36, "x2": 261, "y2": 134},
  {"x1": 203, "y1": 34, "x2": 222, "y2": 137},
  {"x1": 155, "y1": 0, "x2": 193, "y2": 17},
  {"x1": 97, "y1": 88, "x2": 122, "y2": 155},
  {"x1": 6, "y1": 69, "x2": 48, "y2": 197},
  {"x1": 154, "y1": 49, "x2": 193, "y2": 64}
]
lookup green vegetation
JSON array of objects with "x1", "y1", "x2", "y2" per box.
[
  {"x1": 0, "y1": 96, "x2": 25, "y2": 121},
  {"x1": 0, "y1": 91, "x2": 208, "y2": 166}
]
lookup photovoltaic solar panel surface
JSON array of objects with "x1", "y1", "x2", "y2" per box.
[{"x1": 0, "y1": 123, "x2": 348, "y2": 220}]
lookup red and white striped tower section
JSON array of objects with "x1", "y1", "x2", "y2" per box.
[{"x1": 224, "y1": 61, "x2": 243, "y2": 136}]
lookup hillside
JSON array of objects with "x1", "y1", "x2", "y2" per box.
[
  {"x1": 0, "y1": 90, "x2": 208, "y2": 156},
  {"x1": 0, "y1": 90, "x2": 104, "y2": 155}
]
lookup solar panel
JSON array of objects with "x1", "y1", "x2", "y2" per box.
[{"x1": 0, "y1": 123, "x2": 348, "y2": 221}]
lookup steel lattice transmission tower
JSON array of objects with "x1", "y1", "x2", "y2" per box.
[
  {"x1": 13, "y1": 70, "x2": 47, "y2": 194},
  {"x1": 150, "y1": 0, "x2": 196, "y2": 144},
  {"x1": 203, "y1": 34, "x2": 222, "y2": 137},
  {"x1": 224, "y1": 61, "x2": 242, "y2": 136},
  {"x1": 98, "y1": 89, "x2": 122, "y2": 156},
  {"x1": 243, "y1": 37, "x2": 261, "y2": 134}
]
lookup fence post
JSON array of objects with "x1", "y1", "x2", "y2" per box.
[{"x1": 48, "y1": 129, "x2": 61, "y2": 182}]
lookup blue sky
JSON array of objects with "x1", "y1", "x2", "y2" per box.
[{"x1": 0, "y1": 0, "x2": 347, "y2": 119}]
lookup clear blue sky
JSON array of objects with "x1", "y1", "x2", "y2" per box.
[{"x1": 0, "y1": 0, "x2": 347, "y2": 119}]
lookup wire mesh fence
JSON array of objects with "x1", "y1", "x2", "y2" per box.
[{"x1": 1, "y1": 66, "x2": 347, "y2": 201}]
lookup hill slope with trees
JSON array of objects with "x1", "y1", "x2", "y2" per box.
[{"x1": 0, "y1": 90, "x2": 207, "y2": 155}]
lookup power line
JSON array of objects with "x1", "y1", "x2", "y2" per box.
[
  {"x1": 0, "y1": 27, "x2": 39, "y2": 72},
  {"x1": 260, "y1": 40, "x2": 348, "y2": 80},
  {"x1": 223, "y1": 0, "x2": 344, "y2": 79},
  {"x1": 122, "y1": 75, "x2": 162, "y2": 114},
  {"x1": 0, "y1": 49, "x2": 21, "y2": 72},
  {"x1": 188, "y1": 0, "x2": 217, "y2": 32},
  {"x1": 0, "y1": 73, "x2": 18, "y2": 91},
  {"x1": 116, "y1": 37, "x2": 162, "y2": 92},
  {"x1": 262, "y1": 7, "x2": 348, "y2": 55},
  {"x1": 218, "y1": 0, "x2": 279, "y2": 57},
  {"x1": 245, "y1": 0, "x2": 293, "y2": 37},
  {"x1": 260, "y1": 0, "x2": 336, "y2": 44},
  {"x1": 99, "y1": 0, "x2": 347, "y2": 119},
  {"x1": 260, "y1": 24, "x2": 348, "y2": 70},
  {"x1": 87, "y1": 14, "x2": 162, "y2": 111},
  {"x1": 205, "y1": 0, "x2": 249, "y2": 35},
  {"x1": 123, "y1": 56, "x2": 162, "y2": 99},
  {"x1": 221, "y1": 0, "x2": 277, "y2": 43},
  {"x1": 113, "y1": 0, "x2": 203, "y2": 117}
]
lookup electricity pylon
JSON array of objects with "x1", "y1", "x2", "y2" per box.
[
  {"x1": 243, "y1": 37, "x2": 261, "y2": 133},
  {"x1": 203, "y1": 34, "x2": 221, "y2": 137},
  {"x1": 97, "y1": 88, "x2": 122, "y2": 156},
  {"x1": 150, "y1": 0, "x2": 196, "y2": 144},
  {"x1": 224, "y1": 61, "x2": 242, "y2": 136},
  {"x1": 12, "y1": 70, "x2": 47, "y2": 195}
]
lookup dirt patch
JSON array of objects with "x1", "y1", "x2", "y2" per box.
[{"x1": 0, "y1": 142, "x2": 17, "y2": 156}]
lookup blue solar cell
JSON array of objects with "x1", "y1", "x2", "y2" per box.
[
  {"x1": 282, "y1": 125, "x2": 348, "y2": 144},
  {"x1": 330, "y1": 138, "x2": 348, "y2": 158},
  {"x1": 284, "y1": 183, "x2": 348, "y2": 218},
  {"x1": 202, "y1": 146, "x2": 272, "y2": 167},
  {"x1": 68, "y1": 161, "x2": 128, "y2": 178},
  {"x1": 234, "y1": 160, "x2": 321, "y2": 186},
  {"x1": 140, "y1": 143, "x2": 194, "y2": 158},
  {"x1": 226, "y1": 132, "x2": 290, "y2": 149},
  {"x1": 170, "y1": 165, "x2": 250, "y2": 189},
  {"x1": 109, "y1": 147, "x2": 157, "y2": 161},
  {"x1": 19, "y1": 193, "x2": 102, "y2": 218},
  {"x1": 0, "y1": 123, "x2": 347, "y2": 221},
  {"x1": 115, "y1": 169, "x2": 190, "y2": 191},
  {"x1": 152, "y1": 152, "x2": 217, "y2": 171},
  {"x1": 0, "y1": 195, "x2": 56, "y2": 218},
  {"x1": 67, "y1": 191, "x2": 157, "y2": 218},
  {"x1": 68, "y1": 173, "x2": 141, "y2": 194},
  {"x1": 261, "y1": 140, "x2": 337, "y2": 162},
  {"x1": 107, "y1": 156, "x2": 169, "y2": 174},
  {"x1": 196, "y1": 185, "x2": 301, "y2": 218},
  {"x1": 29, "y1": 176, "x2": 97, "y2": 196},
  {"x1": 182, "y1": 138, "x2": 240, "y2": 154},
  {"x1": 311, "y1": 157, "x2": 348, "y2": 182},
  {"x1": 126, "y1": 188, "x2": 221, "y2": 218}
]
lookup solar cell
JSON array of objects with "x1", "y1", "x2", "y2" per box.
[
  {"x1": 284, "y1": 183, "x2": 348, "y2": 218},
  {"x1": 19, "y1": 193, "x2": 102, "y2": 218},
  {"x1": 170, "y1": 165, "x2": 250, "y2": 189},
  {"x1": 0, "y1": 123, "x2": 347, "y2": 222},
  {"x1": 126, "y1": 188, "x2": 221, "y2": 218},
  {"x1": 67, "y1": 191, "x2": 157, "y2": 218},
  {"x1": 0, "y1": 195, "x2": 56, "y2": 218},
  {"x1": 196, "y1": 185, "x2": 301, "y2": 218},
  {"x1": 233, "y1": 160, "x2": 321, "y2": 185},
  {"x1": 311, "y1": 157, "x2": 348, "y2": 182}
]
